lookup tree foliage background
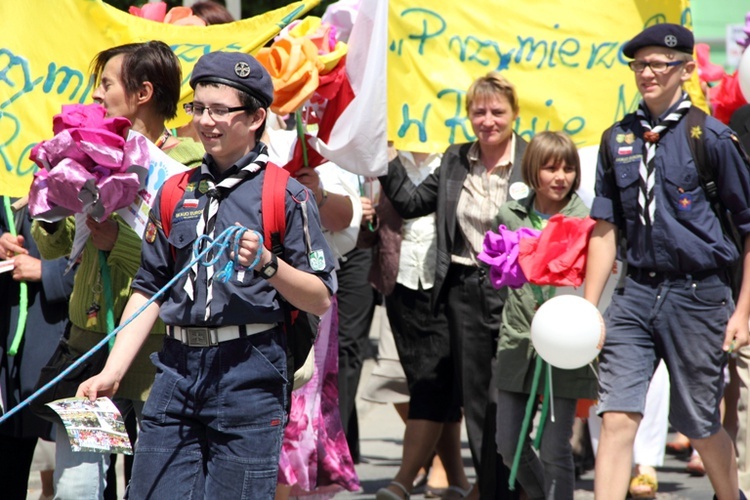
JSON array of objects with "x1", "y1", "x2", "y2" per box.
[{"x1": 103, "y1": 0, "x2": 336, "y2": 18}]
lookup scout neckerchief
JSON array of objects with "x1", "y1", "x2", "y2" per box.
[
  {"x1": 185, "y1": 143, "x2": 270, "y2": 321},
  {"x1": 636, "y1": 93, "x2": 691, "y2": 226}
]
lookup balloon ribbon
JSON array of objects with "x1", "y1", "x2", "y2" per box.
[{"x1": 508, "y1": 210, "x2": 554, "y2": 489}]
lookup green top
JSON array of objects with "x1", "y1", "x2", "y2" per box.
[
  {"x1": 493, "y1": 192, "x2": 598, "y2": 400},
  {"x1": 31, "y1": 137, "x2": 204, "y2": 401}
]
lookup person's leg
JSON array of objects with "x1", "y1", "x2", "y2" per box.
[
  {"x1": 494, "y1": 389, "x2": 545, "y2": 499},
  {"x1": 538, "y1": 396, "x2": 578, "y2": 500},
  {"x1": 445, "y1": 266, "x2": 512, "y2": 498},
  {"x1": 594, "y1": 411, "x2": 641, "y2": 497},
  {"x1": 735, "y1": 346, "x2": 750, "y2": 492},
  {"x1": 594, "y1": 278, "x2": 660, "y2": 498},
  {"x1": 336, "y1": 248, "x2": 377, "y2": 463},
  {"x1": 656, "y1": 275, "x2": 738, "y2": 498},
  {"x1": 40, "y1": 469, "x2": 55, "y2": 499},
  {"x1": 434, "y1": 421, "x2": 470, "y2": 491},
  {"x1": 393, "y1": 402, "x2": 409, "y2": 423},
  {"x1": 131, "y1": 332, "x2": 287, "y2": 499},
  {"x1": 203, "y1": 331, "x2": 287, "y2": 500},
  {"x1": 0, "y1": 434, "x2": 37, "y2": 500},
  {"x1": 630, "y1": 360, "x2": 669, "y2": 496},
  {"x1": 104, "y1": 454, "x2": 117, "y2": 500},
  {"x1": 30, "y1": 437, "x2": 56, "y2": 500},
  {"x1": 381, "y1": 420, "x2": 443, "y2": 498},
  {"x1": 127, "y1": 342, "x2": 207, "y2": 499},
  {"x1": 53, "y1": 423, "x2": 109, "y2": 499},
  {"x1": 724, "y1": 358, "x2": 740, "y2": 442},
  {"x1": 385, "y1": 282, "x2": 465, "y2": 497},
  {"x1": 691, "y1": 429, "x2": 740, "y2": 499}
]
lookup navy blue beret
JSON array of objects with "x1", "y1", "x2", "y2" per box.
[
  {"x1": 190, "y1": 51, "x2": 274, "y2": 108},
  {"x1": 622, "y1": 24, "x2": 694, "y2": 59}
]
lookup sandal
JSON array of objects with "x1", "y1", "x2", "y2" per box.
[
  {"x1": 686, "y1": 453, "x2": 706, "y2": 476},
  {"x1": 424, "y1": 485, "x2": 447, "y2": 498},
  {"x1": 440, "y1": 485, "x2": 470, "y2": 500},
  {"x1": 665, "y1": 437, "x2": 692, "y2": 455},
  {"x1": 376, "y1": 481, "x2": 411, "y2": 500},
  {"x1": 628, "y1": 473, "x2": 658, "y2": 499}
]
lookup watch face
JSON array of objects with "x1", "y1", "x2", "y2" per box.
[
  {"x1": 262, "y1": 265, "x2": 277, "y2": 278},
  {"x1": 261, "y1": 254, "x2": 278, "y2": 278}
]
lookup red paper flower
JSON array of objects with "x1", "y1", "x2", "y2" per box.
[
  {"x1": 710, "y1": 71, "x2": 749, "y2": 125},
  {"x1": 518, "y1": 215, "x2": 596, "y2": 287}
]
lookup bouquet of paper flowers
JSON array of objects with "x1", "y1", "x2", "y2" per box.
[
  {"x1": 478, "y1": 214, "x2": 597, "y2": 289},
  {"x1": 255, "y1": 16, "x2": 352, "y2": 173},
  {"x1": 28, "y1": 103, "x2": 149, "y2": 222}
]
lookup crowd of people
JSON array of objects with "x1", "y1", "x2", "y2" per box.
[{"x1": 4, "y1": 3, "x2": 750, "y2": 499}]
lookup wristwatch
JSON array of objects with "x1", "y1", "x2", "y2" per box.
[{"x1": 259, "y1": 252, "x2": 279, "y2": 279}]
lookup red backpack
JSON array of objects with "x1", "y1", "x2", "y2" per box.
[
  {"x1": 158, "y1": 165, "x2": 318, "y2": 387},
  {"x1": 159, "y1": 164, "x2": 288, "y2": 256}
]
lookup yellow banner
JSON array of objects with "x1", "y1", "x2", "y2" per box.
[
  {"x1": 0, "y1": 0, "x2": 318, "y2": 197},
  {"x1": 387, "y1": 0, "x2": 692, "y2": 153}
]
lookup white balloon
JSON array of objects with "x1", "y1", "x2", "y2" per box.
[
  {"x1": 530, "y1": 295, "x2": 604, "y2": 370},
  {"x1": 739, "y1": 48, "x2": 750, "y2": 104}
]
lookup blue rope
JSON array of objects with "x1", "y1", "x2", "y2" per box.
[{"x1": 0, "y1": 225, "x2": 257, "y2": 425}]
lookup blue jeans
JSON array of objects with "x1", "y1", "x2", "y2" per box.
[
  {"x1": 495, "y1": 389, "x2": 577, "y2": 500},
  {"x1": 126, "y1": 329, "x2": 287, "y2": 500},
  {"x1": 54, "y1": 399, "x2": 143, "y2": 500},
  {"x1": 598, "y1": 274, "x2": 731, "y2": 439}
]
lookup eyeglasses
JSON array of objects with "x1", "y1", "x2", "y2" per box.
[
  {"x1": 627, "y1": 60, "x2": 685, "y2": 74},
  {"x1": 183, "y1": 102, "x2": 252, "y2": 118}
]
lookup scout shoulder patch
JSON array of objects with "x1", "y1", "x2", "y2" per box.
[
  {"x1": 309, "y1": 249, "x2": 326, "y2": 271},
  {"x1": 145, "y1": 221, "x2": 158, "y2": 243}
]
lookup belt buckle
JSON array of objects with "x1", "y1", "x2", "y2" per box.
[{"x1": 185, "y1": 327, "x2": 213, "y2": 347}]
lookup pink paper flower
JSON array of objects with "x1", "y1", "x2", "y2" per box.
[
  {"x1": 128, "y1": 2, "x2": 167, "y2": 22},
  {"x1": 28, "y1": 103, "x2": 149, "y2": 222},
  {"x1": 478, "y1": 225, "x2": 541, "y2": 289}
]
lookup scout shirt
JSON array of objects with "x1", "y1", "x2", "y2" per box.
[
  {"x1": 132, "y1": 145, "x2": 336, "y2": 327},
  {"x1": 591, "y1": 100, "x2": 750, "y2": 273}
]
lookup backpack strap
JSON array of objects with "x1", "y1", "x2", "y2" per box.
[
  {"x1": 685, "y1": 106, "x2": 741, "y2": 250},
  {"x1": 261, "y1": 162, "x2": 289, "y2": 255},
  {"x1": 686, "y1": 106, "x2": 744, "y2": 298},
  {"x1": 686, "y1": 107, "x2": 714, "y2": 202},
  {"x1": 160, "y1": 169, "x2": 196, "y2": 239}
]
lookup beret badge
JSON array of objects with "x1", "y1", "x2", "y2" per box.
[{"x1": 234, "y1": 61, "x2": 251, "y2": 78}]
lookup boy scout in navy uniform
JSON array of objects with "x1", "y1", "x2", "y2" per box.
[
  {"x1": 584, "y1": 24, "x2": 750, "y2": 499},
  {"x1": 78, "y1": 52, "x2": 335, "y2": 499}
]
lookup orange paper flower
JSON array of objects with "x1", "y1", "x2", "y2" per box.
[{"x1": 257, "y1": 36, "x2": 325, "y2": 115}]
